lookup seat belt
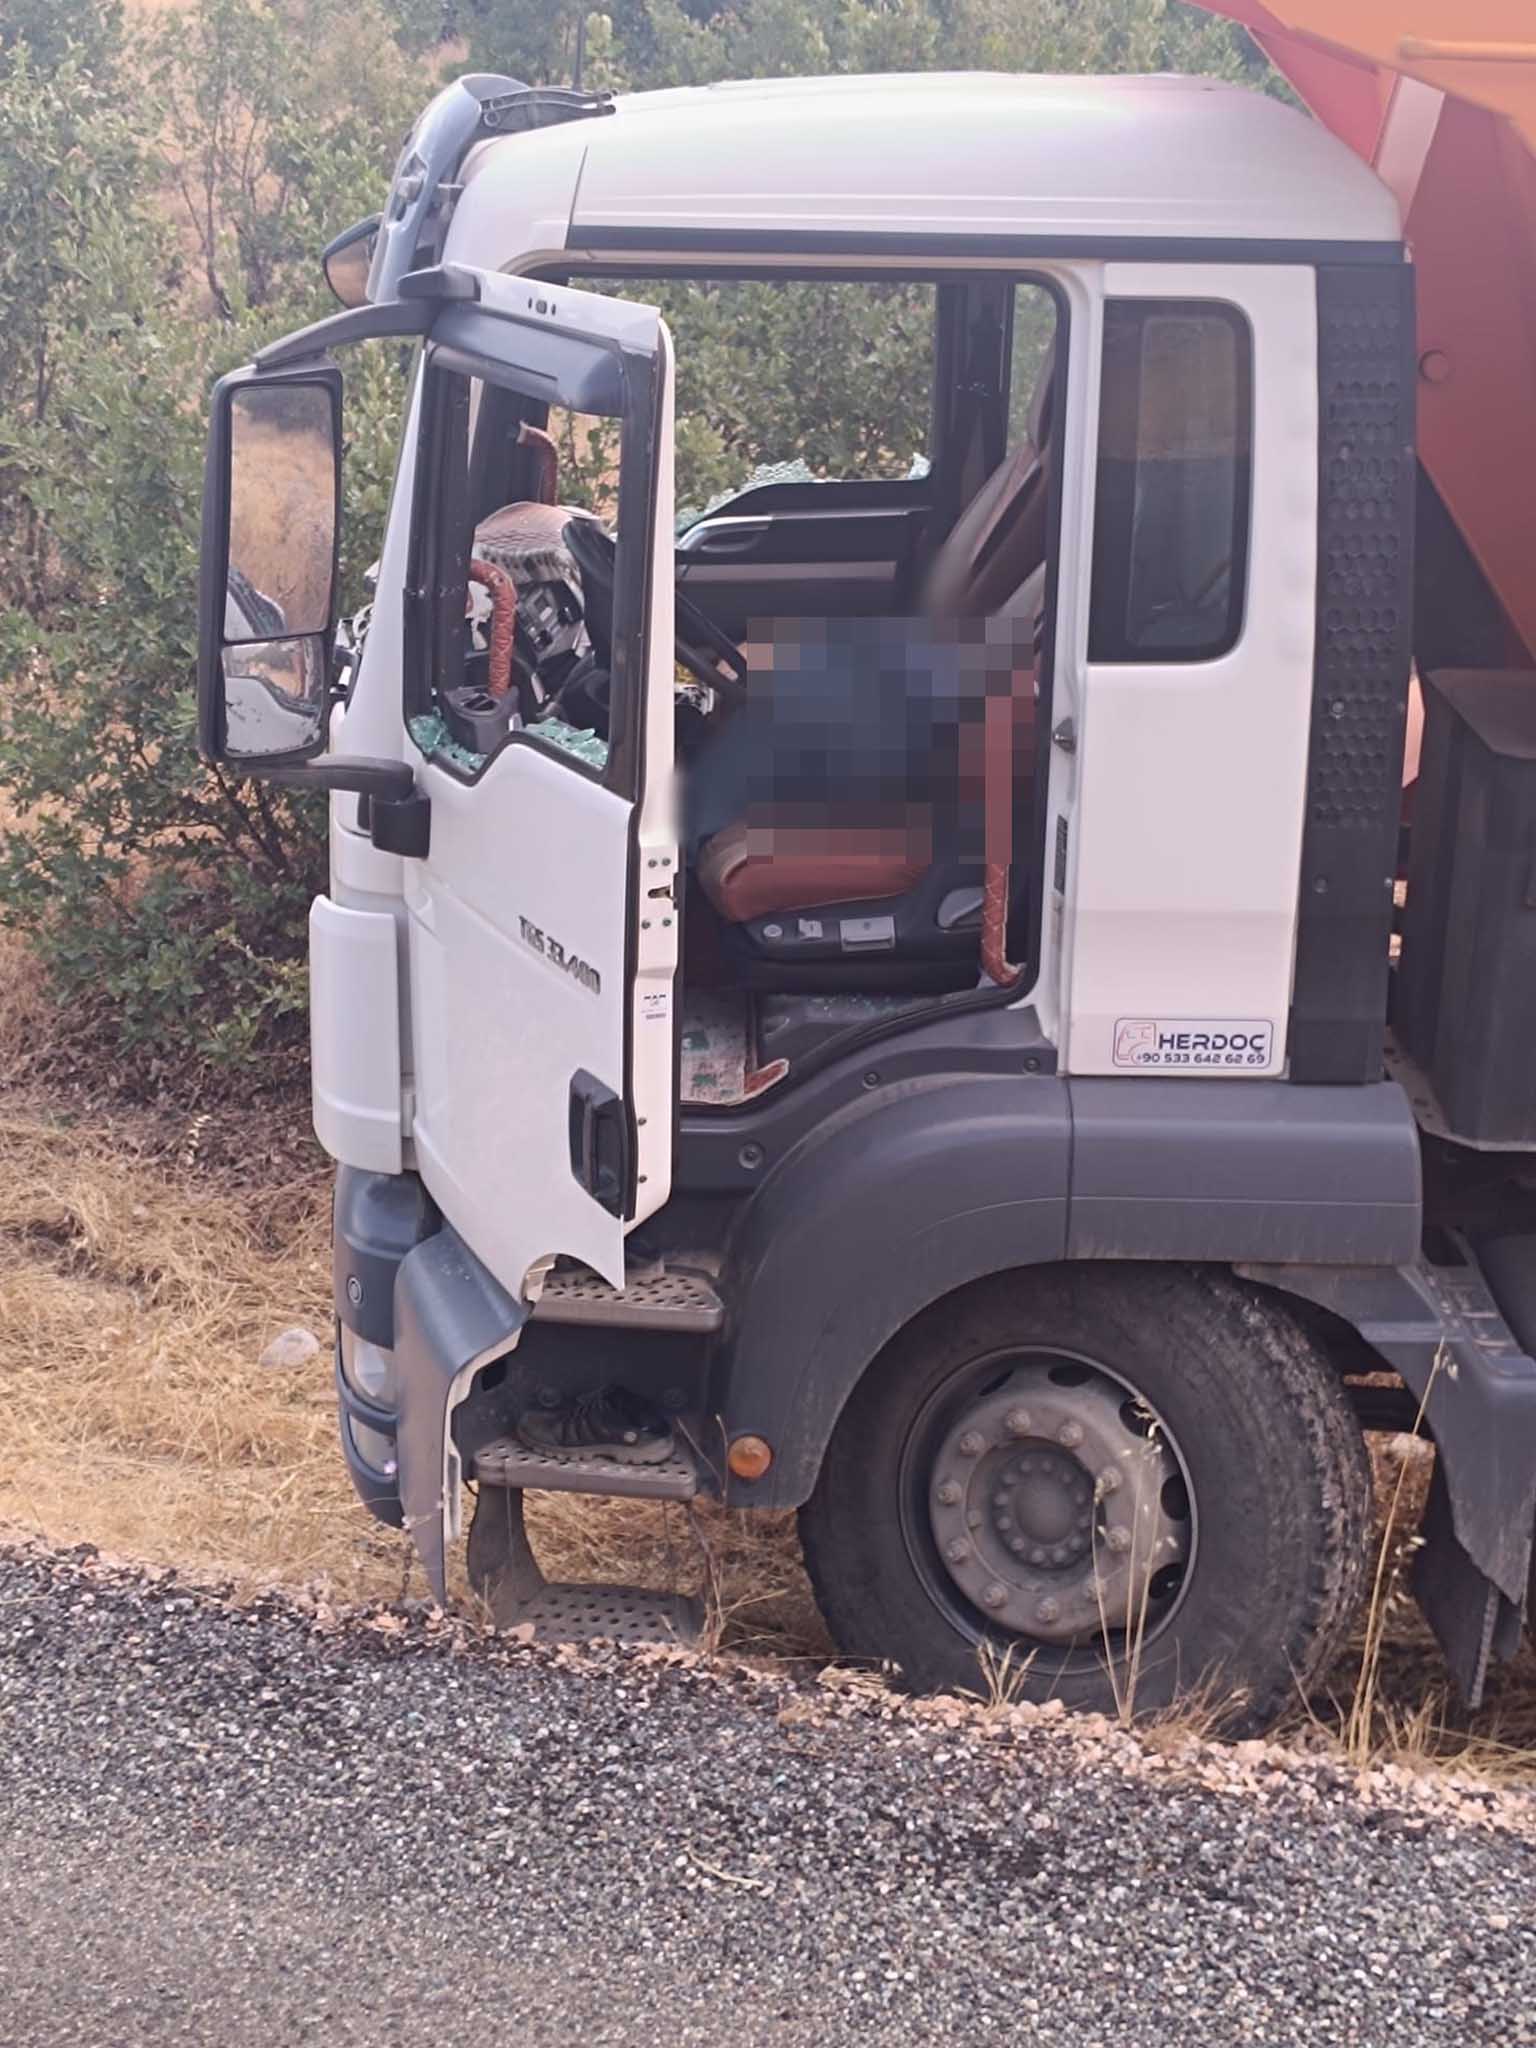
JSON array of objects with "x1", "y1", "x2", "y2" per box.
[{"x1": 980, "y1": 678, "x2": 1022, "y2": 987}]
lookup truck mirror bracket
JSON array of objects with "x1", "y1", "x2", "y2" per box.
[
  {"x1": 254, "y1": 268, "x2": 479, "y2": 372},
  {"x1": 261, "y1": 756, "x2": 414, "y2": 801},
  {"x1": 361, "y1": 787, "x2": 432, "y2": 860},
  {"x1": 254, "y1": 298, "x2": 437, "y2": 373},
  {"x1": 263, "y1": 757, "x2": 432, "y2": 858}
]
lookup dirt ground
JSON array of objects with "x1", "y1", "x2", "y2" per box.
[
  {"x1": 3, "y1": 923, "x2": 1536, "y2": 1775},
  {"x1": 0, "y1": 929, "x2": 824, "y2": 1652}
]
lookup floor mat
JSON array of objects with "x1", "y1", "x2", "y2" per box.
[{"x1": 679, "y1": 992, "x2": 788, "y2": 1106}]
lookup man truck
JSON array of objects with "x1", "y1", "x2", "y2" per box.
[{"x1": 196, "y1": 9, "x2": 1536, "y2": 1729}]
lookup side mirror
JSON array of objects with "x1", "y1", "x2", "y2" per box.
[
  {"x1": 198, "y1": 364, "x2": 342, "y2": 771},
  {"x1": 321, "y1": 215, "x2": 380, "y2": 310}
]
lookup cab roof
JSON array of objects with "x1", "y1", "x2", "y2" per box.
[{"x1": 454, "y1": 70, "x2": 1403, "y2": 259}]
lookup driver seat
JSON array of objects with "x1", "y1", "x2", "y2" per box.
[
  {"x1": 691, "y1": 358, "x2": 1055, "y2": 988},
  {"x1": 697, "y1": 817, "x2": 932, "y2": 926}
]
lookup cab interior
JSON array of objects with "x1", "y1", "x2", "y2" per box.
[{"x1": 417, "y1": 268, "x2": 1250, "y2": 1105}]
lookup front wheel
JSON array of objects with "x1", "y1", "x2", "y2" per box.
[{"x1": 799, "y1": 1265, "x2": 1370, "y2": 1734}]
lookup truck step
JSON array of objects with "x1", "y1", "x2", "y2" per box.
[
  {"x1": 531, "y1": 1259, "x2": 724, "y2": 1332},
  {"x1": 471, "y1": 1434, "x2": 702, "y2": 1500},
  {"x1": 466, "y1": 1481, "x2": 702, "y2": 1646},
  {"x1": 483, "y1": 1581, "x2": 703, "y2": 1646}
]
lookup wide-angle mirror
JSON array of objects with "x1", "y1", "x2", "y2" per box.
[{"x1": 199, "y1": 368, "x2": 342, "y2": 767}]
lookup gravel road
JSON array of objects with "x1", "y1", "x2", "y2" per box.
[{"x1": 0, "y1": 1544, "x2": 1534, "y2": 2047}]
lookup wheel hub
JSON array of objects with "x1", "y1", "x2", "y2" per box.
[
  {"x1": 992, "y1": 1445, "x2": 1095, "y2": 1569},
  {"x1": 926, "y1": 1361, "x2": 1191, "y2": 1646}
]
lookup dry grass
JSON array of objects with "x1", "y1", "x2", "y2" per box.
[
  {"x1": 1287, "y1": 1433, "x2": 1536, "y2": 1785},
  {"x1": 0, "y1": 936, "x2": 1533, "y2": 1771},
  {"x1": 0, "y1": 977, "x2": 827, "y2": 1646},
  {"x1": 0, "y1": 1068, "x2": 365, "y2": 1591}
]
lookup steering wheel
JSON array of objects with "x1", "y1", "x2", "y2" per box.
[{"x1": 564, "y1": 519, "x2": 748, "y2": 704}]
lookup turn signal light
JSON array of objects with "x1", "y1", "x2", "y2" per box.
[{"x1": 727, "y1": 1434, "x2": 773, "y2": 1481}]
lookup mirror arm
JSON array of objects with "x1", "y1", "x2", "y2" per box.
[
  {"x1": 323, "y1": 211, "x2": 380, "y2": 253},
  {"x1": 257, "y1": 755, "x2": 416, "y2": 801},
  {"x1": 255, "y1": 268, "x2": 478, "y2": 371},
  {"x1": 322, "y1": 213, "x2": 380, "y2": 262},
  {"x1": 255, "y1": 300, "x2": 435, "y2": 373}
]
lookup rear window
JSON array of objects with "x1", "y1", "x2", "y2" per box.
[{"x1": 1088, "y1": 300, "x2": 1252, "y2": 664}]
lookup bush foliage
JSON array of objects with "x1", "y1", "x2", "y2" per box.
[
  {"x1": 0, "y1": 0, "x2": 419, "y2": 1086},
  {"x1": 0, "y1": 0, "x2": 1265, "y2": 1090}
]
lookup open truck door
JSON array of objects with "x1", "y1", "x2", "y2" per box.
[
  {"x1": 398, "y1": 273, "x2": 678, "y2": 1302},
  {"x1": 197, "y1": 266, "x2": 678, "y2": 1592}
]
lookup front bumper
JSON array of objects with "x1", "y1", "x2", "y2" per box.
[{"x1": 333, "y1": 1164, "x2": 527, "y2": 1597}]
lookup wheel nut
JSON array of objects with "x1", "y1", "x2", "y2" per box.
[
  {"x1": 1097, "y1": 1465, "x2": 1122, "y2": 1495},
  {"x1": 1029, "y1": 1546, "x2": 1049, "y2": 1566},
  {"x1": 1036, "y1": 1597, "x2": 1061, "y2": 1625},
  {"x1": 1057, "y1": 1420, "x2": 1084, "y2": 1449},
  {"x1": 1105, "y1": 1527, "x2": 1132, "y2": 1554},
  {"x1": 1004, "y1": 1406, "x2": 1033, "y2": 1439},
  {"x1": 945, "y1": 1537, "x2": 973, "y2": 1564},
  {"x1": 1008, "y1": 1537, "x2": 1027, "y2": 1556},
  {"x1": 981, "y1": 1583, "x2": 1008, "y2": 1610},
  {"x1": 958, "y1": 1431, "x2": 985, "y2": 1456},
  {"x1": 996, "y1": 1513, "x2": 1014, "y2": 1532},
  {"x1": 936, "y1": 1480, "x2": 962, "y2": 1506}
]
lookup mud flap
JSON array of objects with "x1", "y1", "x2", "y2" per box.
[
  {"x1": 1414, "y1": 1463, "x2": 1524, "y2": 1708},
  {"x1": 392, "y1": 1226, "x2": 529, "y2": 1603},
  {"x1": 1240, "y1": 1258, "x2": 1536, "y2": 1704}
]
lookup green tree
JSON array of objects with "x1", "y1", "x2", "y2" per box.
[
  {"x1": 0, "y1": 4, "x2": 418, "y2": 1088},
  {"x1": 0, "y1": 49, "x2": 144, "y2": 610},
  {"x1": 145, "y1": 0, "x2": 420, "y2": 317},
  {"x1": 455, "y1": 0, "x2": 1266, "y2": 90},
  {"x1": 0, "y1": 0, "x2": 123, "y2": 76}
]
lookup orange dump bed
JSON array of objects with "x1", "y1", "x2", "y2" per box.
[{"x1": 1196, "y1": 2, "x2": 1536, "y2": 664}]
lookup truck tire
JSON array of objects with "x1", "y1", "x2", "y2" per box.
[{"x1": 799, "y1": 1264, "x2": 1370, "y2": 1734}]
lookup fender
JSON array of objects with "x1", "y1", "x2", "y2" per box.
[
  {"x1": 709, "y1": 1068, "x2": 1421, "y2": 1509},
  {"x1": 714, "y1": 1071, "x2": 1071, "y2": 1506}
]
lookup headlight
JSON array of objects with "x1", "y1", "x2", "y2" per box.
[
  {"x1": 347, "y1": 1414, "x2": 398, "y2": 1478},
  {"x1": 339, "y1": 1322, "x2": 397, "y2": 1408}
]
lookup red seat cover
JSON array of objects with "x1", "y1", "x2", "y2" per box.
[{"x1": 696, "y1": 817, "x2": 932, "y2": 922}]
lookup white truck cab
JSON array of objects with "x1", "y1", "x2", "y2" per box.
[{"x1": 197, "y1": 70, "x2": 1536, "y2": 1729}]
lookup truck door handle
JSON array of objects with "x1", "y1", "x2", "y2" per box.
[{"x1": 568, "y1": 1069, "x2": 629, "y2": 1218}]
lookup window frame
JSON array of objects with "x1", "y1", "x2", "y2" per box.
[
  {"x1": 1087, "y1": 296, "x2": 1254, "y2": 668},
  {"x1": 406, "y1": 332, "x2": 661, "y2": 799}
]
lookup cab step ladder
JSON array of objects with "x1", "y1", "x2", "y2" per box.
[{"x1": 465, "y1": 1256, "x2": 719, "y2": 1644}]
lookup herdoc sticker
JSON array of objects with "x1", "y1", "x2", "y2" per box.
[{"x1": 1113, "y1": 1019, "x2": 1274, "y2": 1071}]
